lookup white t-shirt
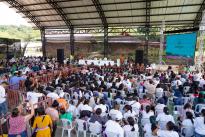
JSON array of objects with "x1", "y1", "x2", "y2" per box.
[
  {"x1": 109, "y1": 109, "x2": 122, "y2": 120},
  {"x1": 182, "y1": 119, "x2": 194, "y2": 127},
  {"x1": 144, "y1": 124, "x2": 157, "y2": 137},
  {"x1": 47, "y1": 92, "x2": 59, "y2": 100},
  {"x1": 94, "y1": 104, "x2": 107, "y2": 113},
  {"x1": 129, "y1": 101, "x2": 141, "y2": 115},
  {"x1": 105, "y1": 120, "x2": 124, "y2": 137},
  {"x1": 81, "y1": 104, "x2": 92, "y2": 112},
  {"x1": 123, "y1": 124, "x2": 138, "y2": 132},
  {"x1": 157, "y1": 130, "x2": 179, "y2": 137},
  {"x1": 155, "y1": 104, "x2": 165, "y2": 115},
  {"x1": 27, "y1": 92, "x2": 43, "y2": 104},
  {"x1": 123, "y1": 110, "x2": 136, "y2": 119},
  {"x1": 142, "y1": 111, "x2": 154, "y2": 119},
  {"x1": 156, "y1": 113, "x2": 175, "y2": 123},
  {"x1": 0, "y1": 85, "x2": 6, "y2": 104},
  {"x1": 194, "y1": 116, "x2": 205, "y2": 135}
]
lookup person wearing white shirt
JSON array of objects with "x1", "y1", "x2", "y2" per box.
[
  {"x1": 109, "y1": 103, "x2": 122, "y2": 120},
  {"x1": 80, "y1": 99, "x2": 92, "y2": 112},
  {"x1": 155, "y1": 98, "x2": 165, "y2": 115},
  {"x1": 156, "y1": 107, "x2": 175, "y2": 130},
  {"x1": 182, "y1": 111, "x2": 194, "y2": 137},
  {"x1": 142, "y1": 105, "x2": 154, "y2": 119},
  {"x1": 47, "y1": 92, "x2": 59, "y2": 100},
  {"x1": 123, "y1": 117, "x2": 138, "y2": 135},
  {"x1": 123, "y1": 105, "x2": 136, "y2": 120},
  {"x1": 94, "y1": 99, "x2": 107, "y2": 113},
  {"x1": 128, "y1": 97, "x2": 141, "y2": 116},
  {"x1": 153, "y1": 121, "x2": 179, "y2": 137},
  {"x1": 0, "y1": 82, "x2": 8, "y2": 115},
  {"x1": 105, "y1": 113, "x2": 124, "y2": 137},
  {"x1": 76, "y1": 98, "x2": 85, "y2": 116},
  {"x1": 27, "y1": 91, "x2": 43, "y2": 106},
  {"x1": 144, "y1": 116, "x2": 158, "y2": 137},
  {"x1": 194, "y1": 109, "x2": 205, "y2": 137}
]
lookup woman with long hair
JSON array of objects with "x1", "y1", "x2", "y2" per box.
[
  {"x1": 123, "y1": 117, "x2": 138, "y2": 132},
  {"x1": 123, "y1": 105, "x2": 136, "y2": 120},
  {"x1": 32, "y1": 107, "x2": 53, "y2": 137},
  {"x1": 8, "y1": 102, "x2": 34, "y2": 137}
]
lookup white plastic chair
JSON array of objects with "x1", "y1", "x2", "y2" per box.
[
  {"x1": 104, "y1": 131, "x2": 120, "y2": 137},
  {"x1": 76, "y1": 119, "x2": 87, "y2": 137},
  {"x1": 125, "y1": 131, "x2": 139, "y2": 137},
  {"x1": 88, "y1": 122, "x2": 102, "y2": 137},
  {"x1": 181, "y1": 126, "x2": 194, "y2": 137},
  {"x1": 195, "y1": 104, "x2": 205, "y2": 114},
  {"x1": 60, "y1": 119, "x2": 74, "y2": 137}
]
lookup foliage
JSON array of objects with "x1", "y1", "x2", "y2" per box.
[{"x1": 0, "y1": 25, "x2": 40, "y2": 41}]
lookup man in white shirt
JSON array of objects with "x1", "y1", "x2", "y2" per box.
[
  {"x1": 47, "y1": 92, "x2": 59, "y2": 100},
  {"x1": 27, "y1": 91, "x2": 44, "y2": 108},
  {"x1": 109, "y1": 103, "x2": 122, "y2": 120},
  {"x1": 105, "y1": 113, "x2": 124, "y2": 137},
  {"x1": 0, "y1": 82, "x2": 9, "y2": 115}
]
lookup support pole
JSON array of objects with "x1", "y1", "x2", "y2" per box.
[
  {"x1": 41, "y1": 28, "x2": 46, "y2": 57},
  {"x1": 144, "y1": 0, "x2": 151, "y2": 65},
  {"x1": 159, "y1": 20, "x2": 165, "y2": 64},
  {"x1": 104, "y1": 26, "x2": 109, "y2": 57},
  {"x1": 70, "y1": 26, "x2": 75, "y2": 56},
  {"x1": 196, "y1": 11, "x2": 205, "y2": 72}
]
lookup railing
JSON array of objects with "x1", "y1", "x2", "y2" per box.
[{"x1": 6, "y1": 66, "x2": 80, "y2": 111}]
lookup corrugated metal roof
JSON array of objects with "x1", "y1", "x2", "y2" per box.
[{"x1": 1, "y1": 0, "x2": 204, "y2": 29}]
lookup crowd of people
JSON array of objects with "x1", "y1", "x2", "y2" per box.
[{"x1": 0, "y1": 57, "x2": 205, "y2": 137}]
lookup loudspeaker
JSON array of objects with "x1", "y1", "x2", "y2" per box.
[
  {"x1": 135, "y1": 50, "x2": 144, "y2": 64},
  {"x1": 57, "y1": 49, "x2": 64, "y2": 64}
]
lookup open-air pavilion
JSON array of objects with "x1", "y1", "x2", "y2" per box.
[{"x1": 0, "y1": 0, "x2": 205, "y2": 63}]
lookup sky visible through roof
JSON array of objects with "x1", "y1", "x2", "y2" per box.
[{"x1": 0, "y1": 2, "x2": 30, "y2": 26}]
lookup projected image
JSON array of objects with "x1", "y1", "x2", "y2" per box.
[{"x1": 166, "y1": 32, "x2": 197, "y2": 58}]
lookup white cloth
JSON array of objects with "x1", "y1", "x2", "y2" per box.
[
  {"x1": 0, "y1": 85, "x2": 6, "y2": 104},
  {"x1": 27, "y1": 92, "x2": 43, "y2": 104},
  {"x1": 157, "y1": 130, "x2": 179, "y2": 137},
  {"x1": 182, "y1": 119, "x2": 194, "y2": 127},
  {"x1": 105, "y1": 120, "x2": 124, "y2": 137},
  {"x1": 155, "y1": 104, "x2": 165, "y2": 115},
  {"x1": 144, "y1": 124, "x2": 157, "y2": 137},
  {"x1": 81, "y1": 104, "x2": 92, "y2": 112},
  {"x1": 156, "y1": 113, "x2": 175, "y2": 123},
  {"x1": 123, "y1": 110, "x2": 136, "y2": 119},
  {"x1": 47, "y1": 92, "x2": 59, "y2": 100},
  {"x1": 123, "y1": 124, "x2": 138, "y2": 132},
  {"x1": 94, "y1": 104, "x2": 107, "y2": 113},
  {"x1": 142, "y1": 111, "x2": 154, "y2": 119},
  {"x1": 194, "y1": 116, "x2": 205, "y2": 135}
]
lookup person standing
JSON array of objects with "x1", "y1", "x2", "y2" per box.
[{"x1": 0, "y1": 82, "x2": 9, "y2": 116}]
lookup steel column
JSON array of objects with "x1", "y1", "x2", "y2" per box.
[
  {"x1": 159, "y1": 21, "x2": 165, "y2": 64},
  {"x1": 41, "y1": 28, "x2": 46, "y2": 57},
  {"x1": 144, "y1": 0, "x2": 151, "y2": 65},
  {"x1": 104, "y1": 26, "x2": 109, "y2": 57},
  {"x1": 70, "y1": 27, "x2": 75, "y2": 56}
]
